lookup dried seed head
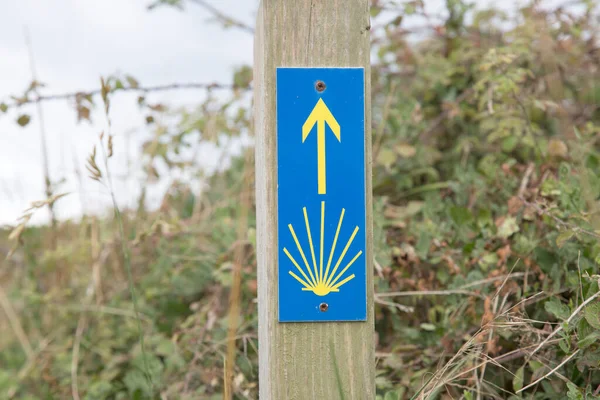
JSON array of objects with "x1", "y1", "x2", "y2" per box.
[{"x1": 86, "y1": 145, "x2": 102, "y2": 181}]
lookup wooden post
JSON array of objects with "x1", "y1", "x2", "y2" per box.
[{"x1": 254, "y1": 1, "x2": 374, "y2": 399}]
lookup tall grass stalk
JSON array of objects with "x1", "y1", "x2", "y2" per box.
[
  {"x1": 96, "y1": 77, "x2": 154, "y2": 394},
  {"x1": 24, "y1": 29, "x2": 57, "y2": 248}
]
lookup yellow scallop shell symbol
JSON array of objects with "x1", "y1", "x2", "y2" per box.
[{"x1": 283, "y1": 201, "x2": 362, "y2": 296}]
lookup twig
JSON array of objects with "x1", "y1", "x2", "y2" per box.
[
  {"x1": 516, "y1": 349, "x2": 581, "y2": 393},
  {"x1": 183, "y1": 306, "x2": 218, "y2": 393},
  {"x1": 447, "y1": 339, "x2": 563, "y2": 383},
  {"x1": 417, "y1": 292, "x2": 545, "y2": 397},
  {"x1": 420, "y1": 88, "x2": 473, "y2": 143},
  {"x1": 420, "y1": 59, "x2": 527, "y2": 146},
  {"x1": 491, "y1": 260, "x2": 520, "y2": 302},
  {"x1": 377, "y1": 289, "x2": 485, "y2": 299},
  {"x1": 518, "y1": 163, "x2": 535, "y2": 198},
  {"x1": 7, "y1": 336, "x2": 54, "y2": 399},
  {"x1": 520, "y1": 196, "x2": 600, "y2": 239},
  {"x1": 374, "y1": 295, "x2": 414, "y2": 313},
  {"x1": 53, "y1": 304, "x2": 152, "y2": 320},
  {"x1": 0, "y1": 283, "x2": 34, "y2": 359},
  {"x1": 526, "y1": 289, "x2": 600, "y2": 361},
  {"x1": 71, "y1": 238, "x2": 110, "y2": 400},
  {"x1": 189, "y1": 0, "x2": 254, "y2": 33},
  {"x1": 373, "y1": 257, "x2": 385, "y2": 279},
  {"x1": 474, "y1": 368, "x2": 482, "y2": 400},
  {"x1": 71, "y1": 312, "x2": 85, "y2": 400},
  {"x1": 486, "y1": 86, "x2": 495, "y2": 115},
  {"x1": 373, "y1": 80, "x2": 398, "y2": 162},
  {"x1": 224, "y1": 148, "x2": 253, "y2": 399},
  {"x1": 478, "y1": 295, "x2": 498, "y2": 398},
  {"x1": 5, "y1": 81, "x2": 243, "y2": 108},
  {"x1": 478, "y1": 262, "x2": 518, "y2": 393},
  {"x1": 577, "y1": 251, "x2": 584, "y2": 306},
  {"x1": 24, "y1": 28, "x2": 57, "y2": 247},
  {"x1": 92, "y1": 218, "x2": 103, "y2": 304},
  {"x1": 458, "y1": 272, "x2": 529, "y2": 290},
  {"x1": 97, "y1": 77, "x2": 154, "y2": 394}
]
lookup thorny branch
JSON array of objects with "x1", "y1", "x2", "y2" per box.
[
  {"x1": 188, "y1": 0, "x2": 254, "y2": 34},
  {"x1": 517, "y1": 162, "x2": 600, "y2": 240},
  {"x1": 519, "y1": 196, "x2": 600, "y2": 240},
  {"x1": 3, "y1": 81, "x2": 246, "y2": 109}
]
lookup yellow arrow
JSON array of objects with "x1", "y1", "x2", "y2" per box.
[{"x1": 302, "y1": 98, "x2": 340, "y2": 195}]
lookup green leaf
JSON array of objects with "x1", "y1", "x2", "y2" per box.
[
  {"x1": 559, "y1": 335, "x2": 571, "y2": 353},
  {"x1": 567, "y1": 382, "x2": 584, "y2": 400},
  {"x1": 528, "y1": 360, "x2": 544, "y2": 372},
  {"x1": 0, "y1": 103, "x2": 7, "y2": 113},
  {"x1": 233, "y1": 65, "x2": 253, "y2": 89},
  {"x1": 84, "y1": 381, "x2": 114, "y2": 400},
  {"x1": 450, "y1": 206, "x2": 473, "y2": 226},
  {"x1": 147, "y1": 0, "x2": 183, "y2": 10},
  {"x1": 556, "y1": 230, "x2": 575, "y2": 248},
  {"x1": 479, "y1": 252, "x2": 498, "y2": 271},
  {"x1": 384, "y1": 390, "x2": 401, "y2": 400},
  {"x1": 577, "y1": 317, "x2": 594, "y2": 344},
  {"x1": 577, "y1": 331, "x2": 600, "y2": 349},
  {"x1": 377, "y1": 148, "x2": 397, "y2": 169},
  {"x1": 396, "y1": 143, "x2": 417, "y2": 158},
  {"x1": 16, "y1": 114, "x2": 31, "y2": 127},
  {"x1": 420, "y1": 323, "x2": 436, "y2": 331},
  {"x1": 545, "y1": 298, "x2": 570, "y2": 320},
  {"x1": 497, "y1": 216, "x2": 519, "y2": 238},
  {"x1": 513, "y1": 366, "x2": 524, "y2": 392},
  {"x1": 502, "y1": 135, "x2": 519, "y2": 152},
  {"x1": 370, "y1": 6, "x2": 382, "y2": 18},
  {"x1": 404, "y1": 2, "x2": 417, "y2": 15},
  {"x1": 123, "y1": 370, "x2": 149, "y2": 397},
  {"x1": 583, "y1": 301, "x2": 600, "y2": 329},
  {"x1": 415, "y1": 233, "x2": 431, "y2": 258}
]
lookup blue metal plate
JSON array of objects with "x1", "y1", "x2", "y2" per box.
[{"x1": 276, "y1": 68, "x2": 366, "y2": 322}]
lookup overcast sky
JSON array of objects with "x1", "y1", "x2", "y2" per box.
[
  {"x1": 0, "y1": 0, "x2": 573, "y2": 226},
  {"x1": 0, "y1": 0, "x2": 255, "y2": 225}
]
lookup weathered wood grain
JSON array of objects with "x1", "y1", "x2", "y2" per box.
[{"x1": 254, "y1": 1, "x2": 374, "y2": 399}]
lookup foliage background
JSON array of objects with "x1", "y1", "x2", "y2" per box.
[{"x1": 1, "y1": 0, "x2": 600, "y2": 399}]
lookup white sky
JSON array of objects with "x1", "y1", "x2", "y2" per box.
[
  {"x1": 0, "y1": 0, "x2": 255, "y2": 225},
  {"x1": 0, "y1": 0, "x2": 574, "y2": 226}
]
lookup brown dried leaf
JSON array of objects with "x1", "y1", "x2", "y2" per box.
[
  {"x1": 507, "y1": 196, "x2": 523, "y2": 215},
  {"x1": 108, "y1": 135, "x2": 114, "y2": 158},
  {"x1": 481, "y1": 296, "x2": 494, "y2": 326},
  {"x1": 77, "y1": 105, "x2": 91, "y2": 122}
]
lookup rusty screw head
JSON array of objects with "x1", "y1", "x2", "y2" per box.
[
  {"x1": 319, "y1": 302, "x2": 329, "y2": 312},
  {"x1": 316, "y1": 80, "x2": 326, "y2": 92}
]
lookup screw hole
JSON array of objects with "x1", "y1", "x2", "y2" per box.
[
  {"x1": 316, "y1": 80, "x2": 326, "y2": 92},
  {"x1": 319, "y1": 303, "x2": 329, "y2": 312}
]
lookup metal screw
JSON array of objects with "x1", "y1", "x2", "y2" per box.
[
  {"x1": 319, "y1": 302, "x2": 329, "y2": 312},
  {"x1": 316, "y1": 80, "x2": 326, "y2": 92}
]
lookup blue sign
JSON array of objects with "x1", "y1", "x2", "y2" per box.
[{"x1": 277, "y1": 68, "x2": 366, "y2": 322}]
